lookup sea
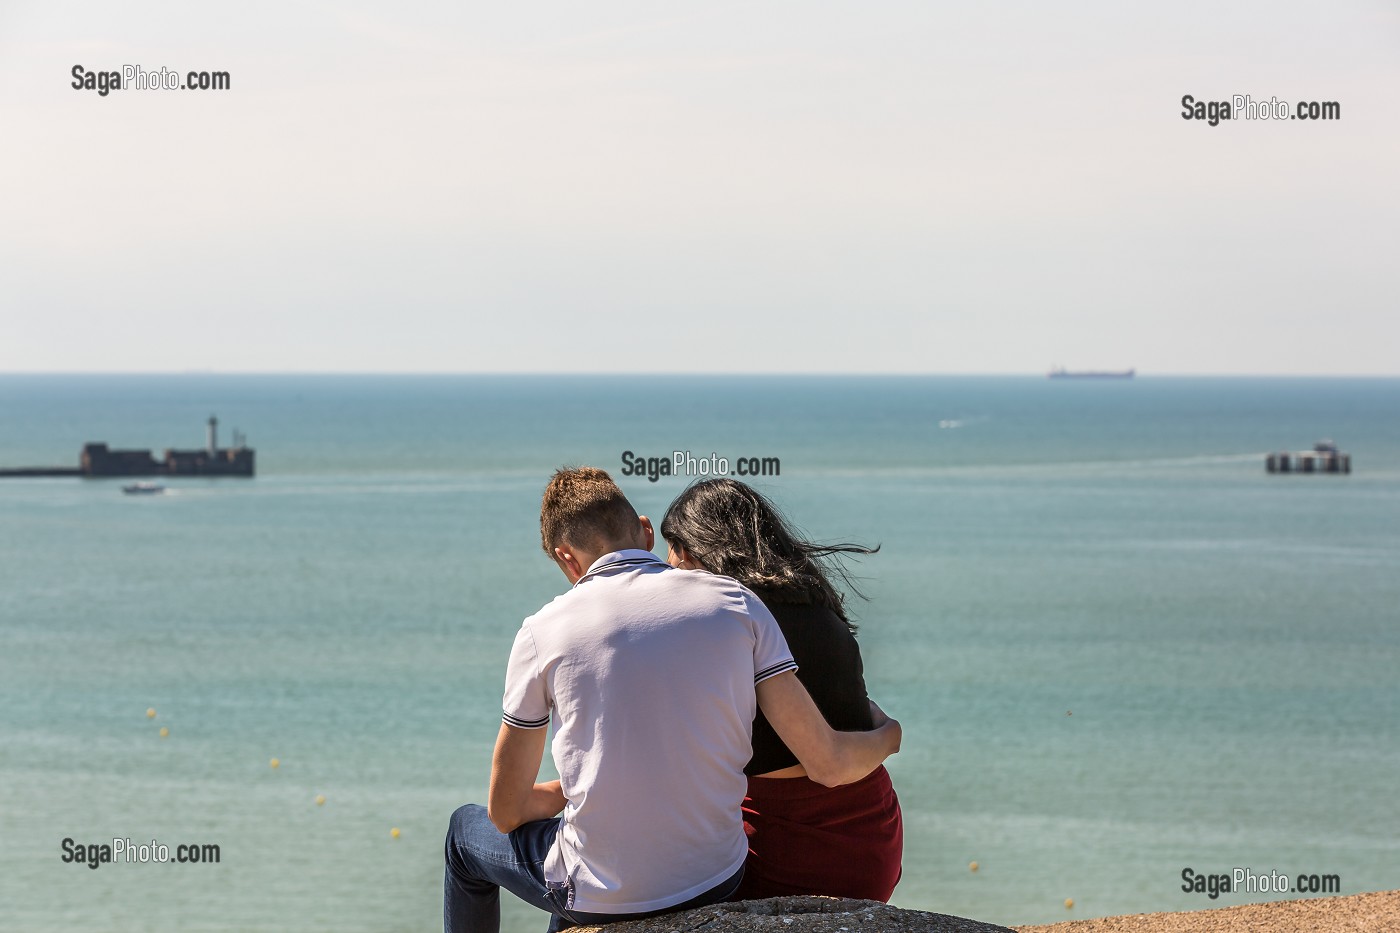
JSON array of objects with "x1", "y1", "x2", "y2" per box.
[{"x1": 1, "y1": 374, "x2": 1397, "y2": 932}]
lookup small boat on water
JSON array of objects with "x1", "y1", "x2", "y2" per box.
[{"x1": 122, "y1": 482, "x2": 166, "y2": 495}]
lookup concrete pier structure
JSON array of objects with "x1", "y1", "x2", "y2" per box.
[
  {"x1": 0, "y1": 417, "x2": 255, "y2": 478},
  {"x1": 1267, "y1": 440, "x2": 1350, "y2": 475}
]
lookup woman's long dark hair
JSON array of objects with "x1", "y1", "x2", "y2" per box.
[{"x1": 660, "y1": 478, "x2": 877, "y2": 632}]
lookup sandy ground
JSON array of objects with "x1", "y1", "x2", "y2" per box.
[{"x1": 1013, "y1": 890, "x2": 1400, "y2": 933}]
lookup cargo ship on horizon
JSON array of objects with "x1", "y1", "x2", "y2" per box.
[{"x1": 1048, "y1": 366, "x2": 1135, "y2": 379}]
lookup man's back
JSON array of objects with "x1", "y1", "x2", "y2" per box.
[{"x1": 503, "y1": 549, "x2": 795, "y2": 913}]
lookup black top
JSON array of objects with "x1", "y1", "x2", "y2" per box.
[{"x1": 747, "y1": 587, "x2": 874, "y2": 776}]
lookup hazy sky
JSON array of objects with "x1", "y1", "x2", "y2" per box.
[{"x1": 2, "y1": 1, "x2": 1397, "y2": 374}]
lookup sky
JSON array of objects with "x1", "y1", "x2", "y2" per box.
[{"x1": 1, "y1": 1, "x2": 1397, "y2": 375}]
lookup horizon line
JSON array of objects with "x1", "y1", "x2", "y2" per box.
[{"x1": 1, "y1": 370, "x2": 1399, "y2": 379}]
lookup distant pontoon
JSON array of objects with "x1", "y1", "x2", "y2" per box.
[{"x1": 1267, "y1": 440, "x2": 1351, "y2": 475}]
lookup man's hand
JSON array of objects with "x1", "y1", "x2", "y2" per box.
[
  {"x1": 487, "y1": 723, "x2": 560, "y2": 833},
  {"x1": 756, "y1": 672, "x2": 901, "y2": 788}
]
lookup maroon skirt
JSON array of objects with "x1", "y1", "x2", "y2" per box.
[{"x1": 735, "y1": 765, "x2": 903, "y2": 903}]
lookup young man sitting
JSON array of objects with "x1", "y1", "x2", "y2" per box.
[{"x1": 444, "y1": 467, "x2": 901, "y2": 933}]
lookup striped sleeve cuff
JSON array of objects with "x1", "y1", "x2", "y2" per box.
[
  {"x1": 503, "y1": 711, "x2": 550, "y2": 729},
  {"x1": 754, "y1": 659, "x2": 798, "y2": 684}
]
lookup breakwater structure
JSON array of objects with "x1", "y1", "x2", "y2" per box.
[
  {"x1": 1267, "y1": 439, "x2": 1350, "y2": 474},
  {"x1": 0, "y1": 416, "x2": 254, "y2": 479}
]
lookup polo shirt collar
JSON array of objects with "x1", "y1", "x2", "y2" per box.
[{"x1": 577, "y1": 549, "x2": 668, "y2": 585}]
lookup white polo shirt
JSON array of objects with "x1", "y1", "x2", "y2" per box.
[{"x1": 502, "y1": 549, "x2": 797, "y2": 914}]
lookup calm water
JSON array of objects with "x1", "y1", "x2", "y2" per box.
[{"x1": 1, "y1": 375, "x2": 1397, "y2": 931}]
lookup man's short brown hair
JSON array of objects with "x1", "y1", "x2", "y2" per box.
[{"x1": 540, "y1": 467, "x2": 640, "y2": 556}]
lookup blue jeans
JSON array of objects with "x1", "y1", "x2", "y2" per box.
[{"x1": 444, "y1": 804, "x2": 743, "y2": 933}]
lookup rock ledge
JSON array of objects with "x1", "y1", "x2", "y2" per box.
[{"x1": 575, "y1": 896, "x2": 1014, "y2": 933}]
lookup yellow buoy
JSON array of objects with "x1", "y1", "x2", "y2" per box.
[
  {"x1": 969, "y1": 861, "x2": 979, "y2": 872},
  {"x1": 390, "y1": 827, "x2": 401, "y2": 839},
  {"x1": 146, "y1": 708, "x2": 157, "y2": 719},
  {"x1": 159, "y1": 726, "x2": 170, "y2": 738},
  {"x1": 315, "y1": 794, "x2": 326, "y2": 806},
  {"x1": 1064, "y1": 898, "x2": 1074, "y2": 910},
  {"x1": 270, "y1": 758, "x2": 280, "y2": 769}
]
